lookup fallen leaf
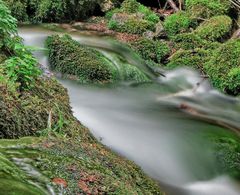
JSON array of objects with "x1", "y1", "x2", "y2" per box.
[
  {"x1": 52, "y1": 178, "x2": 68, "y2": 188},
  {"x1": 78, "y1": 180, "x2": 91, "y2": 193}
]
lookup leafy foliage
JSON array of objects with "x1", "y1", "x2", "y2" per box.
[
  {"x1": 3, "y1": 0, "x2": 104, "y2": 22},
  {"x1": 0, "y1": 0, "x2": 17, "y2": 36}
]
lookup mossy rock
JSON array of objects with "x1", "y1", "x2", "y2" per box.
[
  {"x1": 129, "y1": 37, "x2": 170, "y2": 63},
  {"x1": 108, "y1": 15, "x2": 155, "y2": 35},
  {"x1": 163, "y1": 11, "x2": 196, "y2": 37},
  {"x1": 121, "y1": 0, "x2": 140, "y2": 13},
  {"x1": 46, "y1": 34, "x2": 118, "y2": 83},
  {"x1": 194, "y1": 15, "x2": 232, "y2": 41},
  {"x1": 0, "y1": 75, "x2": 72, "y2": 138},
  {"x1": 185, "y1": 0, "x2": 231, "y2": 19},
  {"x1": 167, "y1": 48, "x2": 210, "y2": 71},
  {"x1": 107, "y1": 0, "x2": 159, "y2": 34},
  {"x1": 204, "y1": 39, "x2": 240, "y2": 95},
  {"x1": 172, "y1": 33, "x2": 221, "y2": 50},
  {"x1": 0, "y1": 136, "x2": 164, "y2": 194},
  {"x1": 46, "y1": 34, "x2": 148, "y2": 83}
]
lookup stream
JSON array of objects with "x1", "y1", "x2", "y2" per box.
[{"x1": 19, "y1": 26, "x2": 240, "y2": 195}]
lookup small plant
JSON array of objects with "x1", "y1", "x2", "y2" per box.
[{"x1": 4, "y1": 50, "x2": 41, "y2": 90}]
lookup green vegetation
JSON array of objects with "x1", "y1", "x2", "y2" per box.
[
  {"x1": 204, "y1": 39, "x2": 240, "y2": 95},
  {"x1": 3, "y1": 0, "x2": 105, "y2": 23},
  {"x1": 172, "y1": 33, "x2": 220, "y2": 50},
  {"x1": 129, "y1": 37, "x2": 170, "y2": 63},
  {"x1": 194, "y1": 15, "x2": 232, "y2": 41},
  {"x1": 46, "y1": 34, "x2": 117, "y2": 83},
  {"x1": 0, "y1": 1, "x2": 163, "y2": 194},
  {"x1": 108, "y1": 15, "x2": 156, "y2": 34},
  {"x1": 185, "y1": 0, "x2": 231, "y2": 19},
  {"x1": 206, "y1": 128, "x2": 240, "y2": 179},
  {"x1": 163, "y1": 11, "x2": 195, "y2": 37},
  {"x1": 167, "y1": 48, "x2": 209, "y2": 71},
  {"x1": 0, "y1": 137, "x2": 163, "y2": 194},
  {"x1": 46, "y1": 34, "x2": 148, "y2": 83},
  {"x1": 107, "y1": 0, "x2": 159, "y2": 34}
]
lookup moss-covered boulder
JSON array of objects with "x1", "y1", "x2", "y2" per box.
[
  {"x1": 167, "y1": 48, "x2": 209, "y2": 71},
  {"x1": 194, "y1": 15, "x2": 232, "y2": 41},
  {"x1": 163, "y1": 11, "x2": 196, "y2": 38},
  {"x1": 0, "y1": 74, "x2": 72, "y2": 138},
  {"x1": 0, "y1": 136, "x2": 164, "y2": 194},
  {"x1": 46, "y1": 34, "x2": 148, "y2": 83},
  {"x1": 204, "y1": 39, "x2": 240, "y2": 95},
  {"x1": 107, "y1": 0, "x2": 159, "y2": 35},
  {"x1": 185, "y1": 0, "x2": 231, "y2": 19},
  {"x1": 129, "y1": 37, "x2": 170, "y2": 63},
  {"x1": 108, "y1": 13, "x2": 155, "y2": 34},
  {"x1": 172, "y1": 33, "x2": 221, "y2": 50}
]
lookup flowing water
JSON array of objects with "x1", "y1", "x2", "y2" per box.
[{"x1": 18, "y1": 26, "x2": 240, "y2": 195}]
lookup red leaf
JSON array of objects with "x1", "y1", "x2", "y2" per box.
[
  {"x1": 78, "y1": 180, "x2": 90, "y2": 193},
  {"x1": 52, "y1": 178, "x2": 68, "y2": 188}
]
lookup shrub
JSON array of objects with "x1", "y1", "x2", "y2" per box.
[
  {"x1": 4, "y1": 53, "x2": 41, "y2": 90},
  {"x1": 0, "y1": 0, "x2": 17, "y2": 36},
  {"x1": 185, "y1": 0, "x2": 231, "y2": 19},
  {"x1": 3, "y1": 0, "x2": 28, "y2": 22},
  {"x1": 130, "y1": 38, "x2": 170, "y2": 63},
  {"x1": 163, "y1": 11, "x2": 195, "y2": 37},
  {"x1": 194, "y1": 15, "x2": 232, "y2": 41},
  {"x1": 167, "y1": 48, "x2": 209, "y2": 71},
  {"x1": 204, "y1": 39, "x2": 240, "y2": 95},
  {"x1": 3, "y1": 0, "x2": 105, "y2": 23}
]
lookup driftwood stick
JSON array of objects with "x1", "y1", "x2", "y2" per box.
[{"x1": 167, "y1": 0, "x2": 179, "y2": 12}]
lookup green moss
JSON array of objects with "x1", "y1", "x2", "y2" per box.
[
  {"x1": 185, "y1": 0, "x2": 231, "y2": 19},
  {"x1": 46, "y1": 35, "x2": 148, "y2": 83},
  {"x1": 205, "y1": 128, "x2": 240, "y2": 179},
  {"x1": 172, "y1": 33, "x2": 221, "y2": 50},
  {"x1": 107, "y1": 0, "x2": 159, "y2": 34},
  {"x1": 121, "y1": 0, "x2": 140, "y2": 13},
  {"x1": 46, "y1": 34, "x2": 118, "y2": 83},
  {"x1": 109, "y1": 16, "x2": 155, "y2": 34},
  {"x1": 204, "y1": 39, "x2": 240, "y2": 95},
  {"x1": 163, "y1": 11, "x2": 196, "y2": 37},
  {"x1": 167, "y1": 48, "x2": 210, "y2": 71},
  {"x1": 0, "y1": 136, "x2": 164, "y2": 194},
  {"x1": 130, "y1": 38, "x2": 170, "y2": 63},
  {"x1": 194, "y1": 15, "x2": 232, "y2": 41},
  {"x1": 0, "y1": 76, "x2": 73, "y2": 138}
]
